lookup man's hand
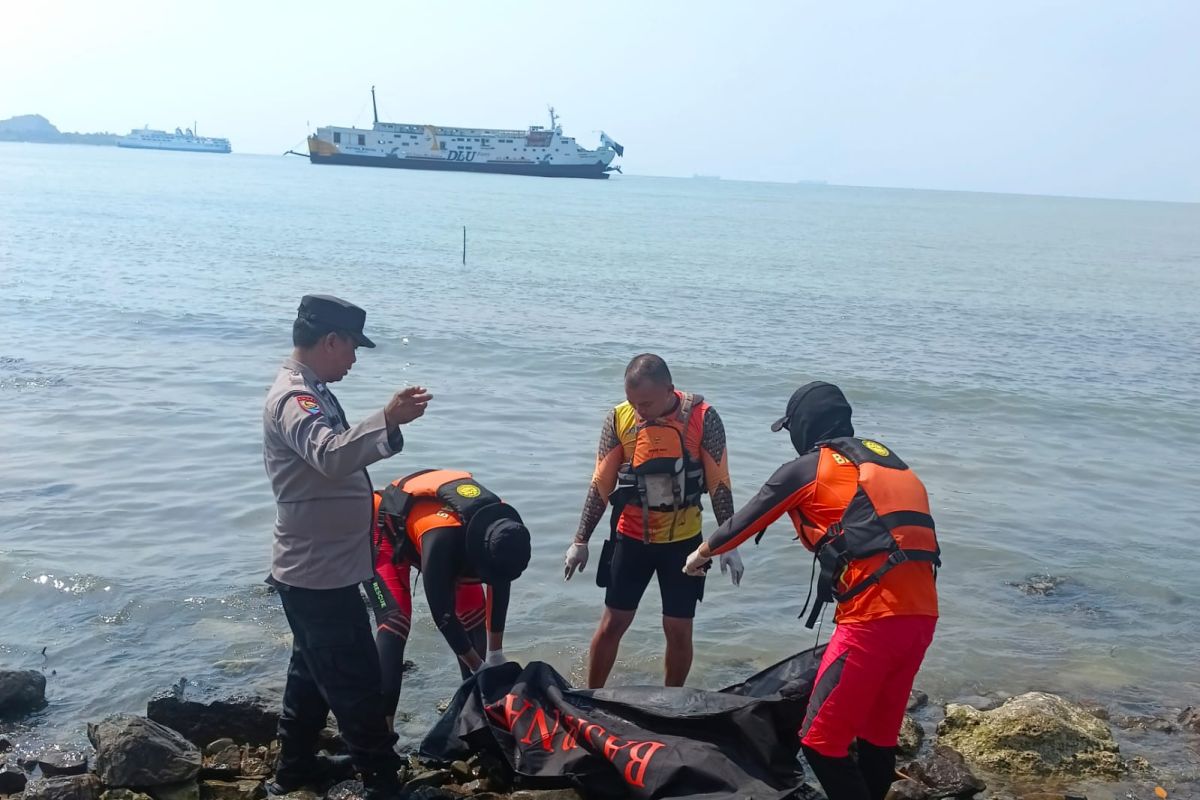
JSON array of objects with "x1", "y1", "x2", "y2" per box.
[
  {"x1": 683, "y1": 543, "x2": 713, "y2": 577},
  {"x1": 563, "y1": 542, "x2": 589, "y2": 580},
  {"x1": 385, "y1": 386, "x2": 432, "y2": 428},
  {"x1": 719, "y1": 549, "x2": 745, "y2": 587}
]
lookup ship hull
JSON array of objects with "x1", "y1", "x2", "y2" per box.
[
  {"x1": 309, "y1": 152, "x2": 610, "y2": 179},
  {"x1": 118, "y1": 141, "x2": 230, "y2": 154}
]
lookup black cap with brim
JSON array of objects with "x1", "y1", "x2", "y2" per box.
[
  {"x1": 771, "y1": 381, "x2": 854, "y2": 454},
  {"x1": 297, "y1": 294, "x2": 377, "y2": 348},
  {"x1": 465, "y1": 503, "x2": 532, "y2": 584}
]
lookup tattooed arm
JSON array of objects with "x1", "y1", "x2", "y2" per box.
[
  {"x1": 700, "y1": 406, "x2": 735, "y2": 526},
  {"x1": 573, "y1": 410, "x2": 624, "y2": 544}
]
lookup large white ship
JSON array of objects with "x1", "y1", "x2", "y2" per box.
[
  {"x1": 305, "y1": 88, "x2": 623, "y2": 179},
  {"x1": 118, "y1": 125, "x2": 231, "y2": 154}
]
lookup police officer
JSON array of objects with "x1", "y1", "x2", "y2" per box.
[{"x1": 263, "y1": 295, "x2": 431, "y2": 799}]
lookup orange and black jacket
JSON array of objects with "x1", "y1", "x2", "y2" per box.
[{"x1": 707, "y1": 443, "x2": 938, "y2": 624}]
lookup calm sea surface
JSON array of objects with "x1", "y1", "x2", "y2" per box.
[{"x1": 1, "y1": 143, "x2": 1198, "y2": 772}]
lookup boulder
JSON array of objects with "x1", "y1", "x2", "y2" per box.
[
  {"x1": 902, "y1": 745, "x2": 986, "y2": 798},
  {"x1": 887, "y1": 778, "x2": 932, "y2": 800},
  {"x1": 899, "y1": 715, "x2": 925, "y2": 757},
  {"x1": 148, "y1": 783, "x2": 199, "y2": 800},
  {"x1": 100, "y1": 791, "x2": 153, "y2": 800},
  {"x1": 88, "y1": 715, "x2": 202, "y2": 787},
  {"x1": 1, "y1": 765, "x2": 29, "y2": 795},
  {"x1": 937, "y1": 692, "x2": 1123, "y2": 778},
  {"x1": 147, "y1": 694, "x2": 279, "y2": 749},
  {"x1": 0, "y1": 672, "x2": 47, "y2": 716},
  {"x1": 22, "y1": 775, "x2": 101, "y2": 800},
  {"x1": 197, "y1": 781, "x2": 264, "y2": 800},
  {"x1": 36, "y1": 756, "x2": 88, "y2": 778}
]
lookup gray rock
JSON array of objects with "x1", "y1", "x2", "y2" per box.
[
  {"x1": 88, "y1": 714, "x2": 202, "y2": 787},
  {"x1": 448, "y1": 761, "x2": 473, "y2": 783},
  {"x1": 322, "y1": 781, "x2": 363, "y2": 800},
  {"x1": 0, "y1": 765, "x2": 28, "y2": 795},
  {"x1": 887, "y1": 778, "x2": 931, "y2": 800},
  {"x1": 902, "y1": 745, "x2": 986, "y2": 798},
  {"x1": 1178, "y1": 706, "x2": 1200, "y2": 734},
  {"x1": 148, "y1": 783, "x2": 199, "y2": 800},
  {"x1": 197, "y1": 780, "x2": 264, "y2": 800},
  {"x1": 937, "y1": 692, "x2": 1123, "y2": 779},
  {"x1": 908, "y1": 691, "x2": 930, "y2": 712},
  {"x1": 899, "y1": 715, "x2": 925, "y2": 758},
  {"x1": 403, "y1": 770, "x2": 450, "y2": 790},
  {"x1": 0, "y1": 738, "x2": 13, "y2": 753},
  {"x1": 1010, "y1": 574, "x2": 1068, "y2": 596},
  {"x1": 100, "y1": 791, "x2": 153, "y2": 800},
  {"x1": 36, "y1": 755, "x2": 88, "y2": 778},
  {"x1": 22, "y1": 775, "x2": 101, "y2": 800},
  {"x1": 0, "y1": 671, "x2": 47, "y2": 716},
  {"x1": 202, "y1": 741, "x2": 236, "y2": 758},
  {"x1": 147, "y1": 694, "x2": 279, "y2": 749},
  {"x1": 1112, "y1": 714, "x2": 1176, "y2": 733}
]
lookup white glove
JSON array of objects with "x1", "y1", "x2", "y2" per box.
[
  {"x1": 683, "y1": 546, "x2": 711, "y2": 577},
  {"x1": 719, "y1": 549, "x2": 745, "y2": 587},
  {"x1": 564, "y1": 542, "x2": 589, "y2": 580},
  {"x1": 484, "y1": 649, "x2": 508, "y2": 667}
]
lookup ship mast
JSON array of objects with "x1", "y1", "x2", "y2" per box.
[
  {"x1": 548, "y1": 105, "x2": 559, "y2": 133},
  {"x1": 371, "y1": 86, "x2": 379, "y2": 126}
]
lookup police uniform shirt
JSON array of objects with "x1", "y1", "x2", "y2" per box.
[{"x1": 263, "y1": 357, "x2": 400, "y2": 589}]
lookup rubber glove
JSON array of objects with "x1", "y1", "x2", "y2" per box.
[
  {"x1": 719, "y1": 549, "x2": 745, "y2": 586},
  {"x1": 564, "y1": 542, "x2": 589, "y2": 580},
  {"x1": 484, "y1": 649, "x2": 508, "y2": 668},
  {"x1": 683, "y1": 545, "x2": 711, "y2": 577}
]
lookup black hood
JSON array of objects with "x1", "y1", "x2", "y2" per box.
[{"x1": 770, "y1": 381, "x2": 854, "y2": 454}]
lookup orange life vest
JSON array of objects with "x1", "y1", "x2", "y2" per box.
[
  {"x1": 374, "y1": 469, "x2": 511, "y2": 564},
  {"x1": 795, "y1": 437, "x2": 941, "y2": 628}
]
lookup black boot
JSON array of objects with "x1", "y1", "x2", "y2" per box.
[
  {"x1": 856, "y1": 741, "x2": 898, "y2": 800},
  {"x1": 266, "y1": 752, "x2": 358, "y2": 796},
  {"x1": 802, "y1": 745, "x2": 870, "y2": 800}
]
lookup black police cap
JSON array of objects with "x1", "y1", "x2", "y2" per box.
[{"x1": 296, "y1": 295, "x2": 376, "y2": 348}]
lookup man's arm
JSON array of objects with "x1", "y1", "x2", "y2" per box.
[
  {"x1": 420, "y1": 527, "x2": 481, "y2": 671},
  {"x1": 485, "y1": 581, "x2": 510, "y2": 652},
  {"x1": 573, "y1": 411, "x2": 624, "y2": 544},
  {"x1": 704, "y1": 455, "x2": 820, "y2": 556},
  {"x1": 275, "y1": 392, "x2": 395, "y2": 479},
  {"x1": 700, "y1": 407, "x2": 735, "y2": 526}
]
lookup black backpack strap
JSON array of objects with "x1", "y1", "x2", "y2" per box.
[{"x1": 832, "y1": 548, "x2": 942, "y2": 603}]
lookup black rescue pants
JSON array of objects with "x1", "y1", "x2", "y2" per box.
[{"x1": 275, "y1": 582, "x2": 401, "y2": 783}]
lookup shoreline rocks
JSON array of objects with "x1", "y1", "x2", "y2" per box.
[
  {"x1": 146, "y1": 694, "x2": 278, "y2": 750},
  {"x1": 88, "y1": 715, "x2": 201, "y2": 788},
  {"x1": 0, "y1": 672, "x2": 47, "y2": 717}
]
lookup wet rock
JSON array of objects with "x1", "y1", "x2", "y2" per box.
[
  {"x1": 239, "y1": 748, "x2": 271, "y2": 780},
  {"x1": 887, "y1": 778, "x2": 931, "y2": 800},
  {"x1": 322, "y1": 780, "x2": 363, "y2": 800},
  {"x1": 100, "y1": 790, "x2": 153, "y2": 800},
  {"x1": 403, "y1": 770, "x2": 451, "y2": 790},
  {"x1": 899, "y1": 715, "x2": 925, "y2": 758},
  {"x1": 272, "y1": 793, "x2": 318, "y2": 800},
  {"x1": 908, "y1": 691, "x2": 930, "y2": 713},
  {"x1": 448, "y1": 761, "x2": 473, "y2": 783},
  {"x1": 902, "y1": 745, "x2": 986, "y2": 798},
  {"x1": 36, "y1": 756, "x2": 88, "y2": 778},
  {"x1": 937, "y1": 692, "x2": 1123, "y2": 779},
  {"x1": 406, "y1": 789, "x2": 458, "y2": 800},
  {"x1": 88, "y1": 714, "x2": 202, "y2": 787},
  {"x1": 1112, "y1": 714, "x2": 1176, "y2": 733},
  {"x1": 0, "y1": 738, "x2": 13, "y2": 753},
  {"x1": 1178, "y1": 706, "x2": 1200, "y2": 734},
  {"x1": 147, "y1": 694, "x2": 279, "y2": 749},
  {"x1": 0, "y1": 671, "x2": 47, "y2": 716},
  {"x1": 20, "y1": 757, "x2": 40, "y2": 772},
  {"x1": 199, "y1": 741, "x2": 241, "y2": 782},
  {"x1": 148, "y1": 782, "x2": 199, "y2": 800},
  {"x1": 1080, "y1": 703, "x2": 1109, "y2": 721},
  {"x1": 0, "y1": 764, "x2": 29, "y2": 795},
  {"x1": 22, "y1": 774, "x2": 101, "y2": 800},
  {"x1": 198, "y1": 780, "x2": 265, "y2": 800}
]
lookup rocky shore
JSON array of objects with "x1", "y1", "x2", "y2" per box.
[{"x1": 2, "y1": 668, "x2": 1195, "y2": 800}]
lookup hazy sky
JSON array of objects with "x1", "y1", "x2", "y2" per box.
[{"x1": 2, "y1": 0, "x2": 1197, "y2": 201}]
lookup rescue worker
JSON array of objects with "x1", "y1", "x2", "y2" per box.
[
  {"x1": 684, "y1": 382, "x2": 940, "y2": 800},
  {"x1": 367, "y1": 469, "x2": 531, "y2": 727},
  {"x1": 563, "y1": 353, "x2": 744, "y2": 688},
  {"x1": 262, "y1": 294, "x2": 431, "y2": 799}
]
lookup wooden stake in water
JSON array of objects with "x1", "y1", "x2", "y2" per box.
[{"x1": 462, "y1": 226, "x2": 467, "y2": 265}]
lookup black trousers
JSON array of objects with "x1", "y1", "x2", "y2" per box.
[{"x1": 275, "y1": 582, "x2": 400, "y2": 780}]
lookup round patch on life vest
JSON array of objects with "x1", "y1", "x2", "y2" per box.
[
  {"x1": 456, "y1": 484, "x2": 482, "y2": 498},
  {"x1": 294, "y1": 394, "x2": 322, "y2": 416},
  {"x1": 862, "y1": 440, "x2": 890, "y2": 457}
]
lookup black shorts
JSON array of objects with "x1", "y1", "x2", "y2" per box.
[{"x1": 604, "y1": 533, "x2": 706, "y2": 619}]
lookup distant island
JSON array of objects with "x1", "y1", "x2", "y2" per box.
[{"x1": 0, "y1": 114, "x2": 118, "y2": 146}]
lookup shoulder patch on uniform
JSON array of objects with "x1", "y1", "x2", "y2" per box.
[{"x1": 294, "y1": 394, "x2": 322, "y2": 416}]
